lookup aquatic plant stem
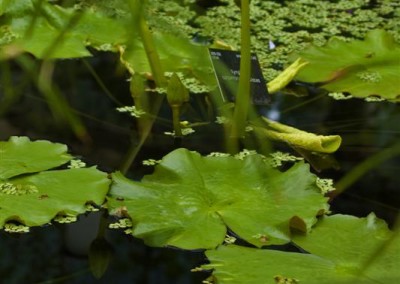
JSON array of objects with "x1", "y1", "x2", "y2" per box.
[
  {"x1": 121, "y1": 0, "x2": 167, "y2": 173},
  {"x1": 229, "y1": 0, "x2": 251, "y2": 153},
  {"x1": 129, "y1": 0, "x2": 166, "y2": 87},
  {"x1": 172, "y1": 105, "x2": 183, "y2": 137}
]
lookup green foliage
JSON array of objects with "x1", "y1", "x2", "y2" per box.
[
  {"x1": 0, "y1": 0, "x2": 398, "y2": 282},
  {"x1": 0, "y1": 136, "x2": 71, "y2": 179},
  {"x1": 107, "y1": 148, "x2": 328, "y2": 249},
  {"x1": 203, "y1": 214, "x2": 399, "y2": 284},
  {"x1": 0, "y1": 0, "x2": 128, "y2": 59},
  {"x1": 2, "y1": 0, "x2": 397, "y2": 97},
  {"x1": 293, "y1": 30, "x2": 400, "y2": 101},
  {"x1": 0, "y1": 136, "x2": 110, "y2": 230},
  {"x1": 166, "y1": 73, "x2": 189, "y2": 106}
]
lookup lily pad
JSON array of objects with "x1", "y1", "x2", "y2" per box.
[
  {"x1": 0, "y1": 136, "x2": 110, "y2": 230},
  {"x1": 107, "y1": 149, "x2": 328, "y2": 250},
  {"x1": 0, "y1": 167, "x2": 110, "y2": 228},
  {"x1": 0, "y1": 136, "x2": 71, "y2": 180},
  {"x1": 203, "y1": 214, "x2": 399, "y2": 284},
  {"x1": 292, "y1": 213, "x2": 400, "y2": 282},
  {"x1": 293, "y1": 29, "x2": 400, "y2": 101}
]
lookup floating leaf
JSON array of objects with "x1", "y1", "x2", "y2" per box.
[
  {"x1": 293, "y1": 30, "x2": 400, "y2": 101},
  {"x1": 203, "y1": 214, "x2": 399, "y2": 283},
  {"x1": 0, "y1": 136, "x2": 110, "y2": 230},
  {"x1": 108, "y1": 149, "x2": 328, "y2": 250},
  {"x1": 0, "y1": 136, "x2": 71, "y2": 180},
  {"x1": 292, "y1": 214, "x2": 400, "y2": 282},
  {"x1": 0, "y1": 167, "x2": 110, "y2": 228}
]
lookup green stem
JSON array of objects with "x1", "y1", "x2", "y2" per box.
[
  {"x1": 171, "y1": 105, "x2": 182, "y2": 137},
  {"x1": 229, "y1": 0, "x2": 251, "y2": 151},
  {"x1": 139, "y1": 17, "x2": 166, "y2": 87},
  {"x1": 96, "y1": 212, "x2": 109, "y2": 239},
  {"x1": 129, "y1": 0, "x2": 166, "y2": 87},
  {"x1": 121, "y1": 0, "x2": 167, "y2": 173}
]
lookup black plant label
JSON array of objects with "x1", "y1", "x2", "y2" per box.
[{"x1": 208, "y1": 48, "x2": 269, "y2": 105}]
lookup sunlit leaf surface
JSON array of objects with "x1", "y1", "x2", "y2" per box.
[
  {"x1": 203, "y1": 214, "x2": 399, "y2": 284},
  {"x1": 108, "y1": 149, "x2": 328, "y2": 249},
  {"x1": 294, "y1": 30, "x2": 400, "y2": 101}
]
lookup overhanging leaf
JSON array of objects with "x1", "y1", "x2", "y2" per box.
[
  {"x1": 120, "y1": 32, "x2": 211, "y2": 76},
  {"x1": 107, "y1": 149, "x2": 328, "y2": 250},
  {"x1": 293, "y1": 29, "x2": 400, "y2": 101},
  {"x1": 202, "y1": 214, "x2": 399, "y2": 284},
  {"x1": 0, "y1": 0, "x2": 128, "y2": 59},
  {"x1": 0, "y1": 136, "x2": 71, "y2": 180}
]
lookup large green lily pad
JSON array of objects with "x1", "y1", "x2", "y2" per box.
[
  {"x1": 203, "y1": 214, "x2": 399, "y2": 283},
  {"x1": 108, "y1": 149, "x2": 328, "y2": 250},
  {"x1": 293, "y1": 29, "x2": 400, "y2": 101},
  {"x1": 0, "y1": 136, "x2": 110, "y2": 229},
  {"x1": 0, "y1": 136, "x2": 71, "y2": 180}
]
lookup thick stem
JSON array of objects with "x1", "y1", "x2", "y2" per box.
[
  {"x1": 171, "y1": 105, "x2": 183, "y2": 137},
  {"x1": 138, "y1": 16, "x2": 167, "y2": 87},
  {"x1": 229, "y1": 0, "x2": 251, "y2": 151},
  {"x1": 129, "y1": 0, "x2": 166, "y2": 87}
]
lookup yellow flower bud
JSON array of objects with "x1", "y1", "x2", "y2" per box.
[{"x1": 267, "y1": 58, "x2": 309, "y2": 94}]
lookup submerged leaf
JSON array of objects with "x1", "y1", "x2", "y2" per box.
[
  {"x1": 293, "y1": 30, "x2": 400, "y2": 101},
  {"x1": 203, "y1": 214, "x2": 399, "y2": 284},
  {"x1": 108, "y1": 149, "x2": 328, "y2": 249}
]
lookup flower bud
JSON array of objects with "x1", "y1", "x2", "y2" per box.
[
  {"x1": 89, "y1": 237, "x2": 114, "y2": 279},
  {"x1": 267, "y1": 58, "x2": 309, "y2": 94},
  {"x1": 167, "y1": 73, "x2": 189, "y2": 107}
]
